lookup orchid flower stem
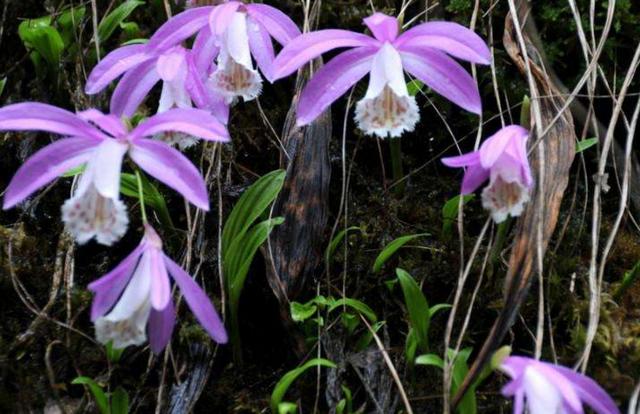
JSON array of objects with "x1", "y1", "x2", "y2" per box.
[
  {"x1": 390, "y1": 139, "x2": 405, "y2": 195},
  {"x1": 488, "y1": 217, "x2": 512, "y2": 279},
  {"x1": 135, "y1": 169, "x2": 148, "y2": 224}
]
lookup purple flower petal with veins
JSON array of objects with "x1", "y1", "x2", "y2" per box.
[
  {"x1": 271, "y1": 12, "x2": 490, "y2": 138},
  {"x1": 441, "y1": 125, "x2": 532, "y2": 223},
  {"x1": 90, "y1": 224, "x2": 227, "y2": 352},
  {"x1": 0, "y1": 102, "x2": 229, "y2": 245},
  {"x1": 500, "y1": 356, "x2": 620, "y2": 414}
]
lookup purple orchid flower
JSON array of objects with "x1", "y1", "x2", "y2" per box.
[
  {"x1": 205, "y1": 1, "x2": 301, "y2": 103},
  {"x1": 89, "y1": 224, "x2": 227, "y2": 352},
  {"x1": 1, "y1": 103, "x2": 229, "y2": 245},
  {"x1": 86, "y1": 24, "x2": 229, "y2": 151},
  {"x1": 270, "y1": 12, "x2": 490, "y2": 138},
  {"x1": 441, "y1": 125, "x2": 532, "y2": 223},
  {"x1": 500, "y1": 356, "x2": 620, "y2": 414}
]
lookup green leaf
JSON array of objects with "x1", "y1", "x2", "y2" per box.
[
  {"x1": 58, "y1": 5, "x2": 86, "y2": 46},
  {"x1": 120, "y1": 37, "x2": 148, "y2": 46},
  {"x1": 519, "y1": 95, "x2": 531, "y2": 129},
  {"x1": 110, "y1": 387, "x2": 129, "y2": 414},
  {"x1": 449, "y1": 348, "x2": 476, "y2": 414},
  {"x1": 328, "y1": 298, "x2": 377, "y2": 323},
  {"x1": 278, "y1": 402, "x2": 298, "y2": 414},
  {"x1": 415, "y1": 353, "x2": 445, "y2": 369},
  {"x1": 576, "y1": 137, "x2": 598, "y2": 153},
  {"x1": 325, "y1": 226, "x2": 362, "y2": 263},
  {"x1": 120, "y1": 172, "x2": 173, "y2": 229},
  {"x1": 119, "y1": 21, "x2": 141, "y2": 40},
  {"x1": 72, "y1": 376, "x2": 109, "y2": 414},
  {"x1": 106, "y1": 341, "x2": 125, "y2": 363},
  {"x1": 442, "y1": 195, "x2": 475, "y2": 237},
  {"x1": 222, "y1": 169, "x2": 285, "y2": 261},
  {"x1": 62, "y1": 164, "x2": 86, "y2": 177},
  {"x1": 270, "y1": 358, "x2": 336, "y2": 413},
  {"x1": 372, "y1": 233, "x2": 429, "y2": 273},
  {"x1": 18, "y1": 19, "x2": 65, "y2": 68},
  {"x1": 98, "y1": 1, "x2": 145, "y2": 43},
  {"x1": 404, "y1": 328, "x2": 419, "y2": 367},
  {"x1": 407, "y1": 79, "x2": 424, "y2": 97},
  {"x1": 290, "y1": 301, "x2": 317, "y2": 323},
  {"x1": 355, "y1": 320, "x2": 384, "y2": 351},
  {"x1": 614, "y1": 260, "x2": 640, "y2": 300},
  {"x1": 396, "y1": 268, "x2": 431, "y2": 352},
  {"x1": 0, "y1": 77, "x2": 7, "y2": 97},
  {"x1": 336, "y1": 385, "x2": 353, "y2": 414},
  {"x1": 429, "y1": 303, "x2": 452, "y2": 318}
]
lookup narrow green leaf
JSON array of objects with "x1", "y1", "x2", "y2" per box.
[
  {"x1": 222, "y1": 169, "x2": 285, "y2": 261},
  {"x1": 407, "y1": 79, "x2": 424, "y2": 97},
  {"x1": 576, "y1": 137, "x2": 598, "y2": 153},
  {"x1": 110, "y1": 387, "x2": 129, "y2": 414},
  {"x1": 328, "y1": 298, "x2": 377, "y2": 323},
  {"x1": 106, "y1": 341, "x2": 124, "y2": 363},
  {"x1": 355, "y1": 320, "x2": 384, "y2": 351},
  {"x1": 290, "y1": 301, "x2": 317, "y2": 323},
  {"x1": 98, "y1": 0, "x2": 145, "y2": 43},
  {"x1": 120, "y1": 37, "x2": 148, "y2": 46},
  {"x1": 396, "y1": 268, "x2": 431, "y2": 352},
  {"x1": 415, "y1": 353, "x2": 445, "y2": 369},
  {"x1": 442, "y1": 195, "x2": 475, "y2": 236},
  {"x1": 614, "y1": 260, "x2": 640, "y2": 300},
  {"x1": 120, "y1": 172, "x2": 173, "y2": 229},
  {"x1": 62, "y1": 164, "x2": 86, "y2": 177},
  {"x1": 429, "y1": 303, "x2": 452, "y2": 318},
  {"x1": 519, "y1": 95, "x2": 531, "y2": 129},
  {"x1": 58, "y1": 5, "x2": 86, "y2": 46},
  {"x1": 278, "y1": 402, "x2": 298, "y2": 414},
  {"x1": 270, "y1": 358, "x2": 336, "y2": 413},
  {"x1": 373, "y1": 233, "x2": 429, "y2": 273},
  {"x1": 325, "y1": 226, "x2": 362, "y2": 263},
  {"x1": 72, "y1": 377, "x2": 109, "y2": 414},
  {"x1": 0, "y1": 77, "x2": 7, "y2": 97}
]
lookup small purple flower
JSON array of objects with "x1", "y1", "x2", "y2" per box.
[
  {"x1": 89, "y1": 224, "x2": 227, "y2": 352},
  {"x1": 271, "y1": 12, "x2": 490, "y2": 138},
  {"x1": 441, "y1": 125, "x2": 533, "y2": 223},
  {"x1": 0, "y1": 103, "x2": 229, "y2": 245},
  {"x1": 500, "y1": 356, "x2": 620, "y2": 414},
  {"x1": 206, "y1": 1, "x2": 301, "y2": 102}
]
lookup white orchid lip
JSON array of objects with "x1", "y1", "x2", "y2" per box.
[
  {"x1": 354, "y1": 43, "x2": 419, "y2": 138},
  {"x1": 210, "y1": 11, "x2": 262, "y2": 103},
  {"x1": 481, "y1": 174, "x2": 530, "y2": 223}
]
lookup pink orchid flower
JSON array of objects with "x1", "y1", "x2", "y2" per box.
[
  {"x1": 441, "y1": 125, "x2": 533, "y2": 223},
  {"x1": 500, "y1": 356, "x2": 620, "y2": 414},
  {"x1": 89, "y1": 224, "x2": 227, "y2": 352},
  {"x1": 1, "y1": 103, "x2": 229, "y2": 245},
  {"x1": 271, "y1": 12, "x2": 490, "y2": 138},
  {"x1": 205, "y1": 1, "x2": 301, "y2": 102}
]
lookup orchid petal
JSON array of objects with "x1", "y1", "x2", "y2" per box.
[
  {"x1": 88, "y1": 244, "x2": 145, "y2": 320},
  {"x1": 245, "y1": 3, "x2": 301, "y2": 45},
  {"x1": 149, "y1": 248, "x2": 171, "y2": 310},
  {"x1": 89, "y1": 139, "x2": 128, "y2": 199},
  {"x1": 156, "y1": 48, "x2": 188, "y2": 82},
  {"x1": 461, "y1": 164, "x2": 490, "y2": 194},
  {"x1": 3, "y1": 137, "x2": 99, "y2": 209},
  {"x1": 185, "y1": 56, "x2": 230, "y2": 123},
  {"x1": 400, "y1": 46, "x2": 482, "y2": 114},
  {"x1": 247, "y1": 17, "x2": 276, "y2": 82},
  {"x1": 192, "y1": 27, "x2": 220, "y2": 74},
  {"x1": 365, "y1": 43, "x2": 407, "y2": 99},
  {"x1": 363, "y1": 13, "x2": 399, "y2": 42},
  {"x1": 271, "y1": 30, "x2": 379, "y2": 80},
  {"x1": 0, "y1": 103, "x2": 107, "y2": 140},
  {"x1": 110, "y1": 59, "x2": 161, "y2": 117},
  {"x1": 148, "y1": 6, "x2": 213, "y2": 51},
  {"x1": 148, "y1": 300, "x2": 175, "y2": 353},
  {"x1": 441, "y1": 150, "x2": 481, "y2": 168},
  {"x1": 104, "y1": 252, "x2": 152, "y2": 320},
  {"x1": 297, "y1": 47, "x2": 376, "y2": 126},
  {"x1": 535, "y1": 363, "x2": 584, "y2": 414},
  {"x1": 77, "y1": 109, "x2": 127, "y2": 137},
  {"x1": 129, "y1": 139, "x2": 210, "y2": 210},
  {"x1": 553, "y1": 365, "x2": 620, "y2": 414},
  {"x1": 130, "y1": 108, "x2": 229, "y2": 142},
  {"x1": 85, "y1": 45, "x2": 152, "y2": 94},
  {"x1": 208, "y1": 1, "x2": 242, "y2": 36},
  {"x1": 164, "y1": 255, "x2": 228, "y2": 343},
  {"x1": 223, "y1": 12, "x2": 253, "y2": 69},
  {"x1": 396, "y1": 21, "x2": 491, "y2": 64},
  {"x1": 479, "y1": 125, "x2": 528, "y2": 168}
]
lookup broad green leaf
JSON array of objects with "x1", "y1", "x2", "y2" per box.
[
  {"x1": 222, "y1": 169, "x2": 285, "y2": 261},
  {"x1": 404, "y1": 328, "x2": 419, "y2": 366},
  {"x1": 270, "y1": 358, "x2": 336, "y2": 413},
  {"x1": 415, "y1": 353, "x2": 445, "y2": 369},
  {"x1": 119, "y1": 21, "x2": 141, "y2": 40},
  {"x1": 397, "y1": 268, "x2": 431, "y2": 352},
  {"x1": 442, "y1": 195, "x2": 475, "y2": 237},
  {"x1": 0, "y1": 77, "x2": 7, "y2": 97},
  {"x1": 18, "y1": 19, "x2": 65, "y2": 67},
  {"x1": 325, "y1": 226, "x2": 362, "y2": 263},
  {"x1": 576, "y1": 137, "x2": 598, "y2": 153},
  {"x1": 98, "y1": 1, "x2": 145, "y2": 43},
  {"x1": 72, "y1": 376, "x2": 109, "y2": 414},
  {"x1": 450, "y1": 348, "x2": 476, "y2": 414},
  {"x1": 372, "y1": 233, "x2": 429, "y2": 273},
  {"x1": 110, "y1": 387, "x2": 129, "y2": 414},
  {"x1": 328, "y1": 298, "x2": 377, "y2": 323},
  {"x1": 290, "y1": 301, "x2": 317, "y2": 323},
  {"x1": 58, "y1": 5, "x2": 86, "y2": 46}
]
